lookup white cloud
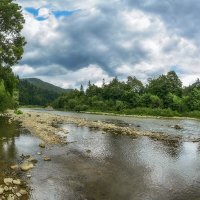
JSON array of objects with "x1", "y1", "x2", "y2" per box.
[{"x1": 15, "y1": 0, "x2": 200, "y2": 88}]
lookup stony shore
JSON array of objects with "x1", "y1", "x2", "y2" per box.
[{"x1": 4, "y1": 110, "x2": 200, "y2": 143}]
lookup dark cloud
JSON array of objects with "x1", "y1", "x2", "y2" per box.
[
  {"x1": 20, "y1": 4, "x2": 149, "y2": 76},
  {"x1": 14, "y1": 0, "x2": 200, "y2": 87},
  {"x1": 125, "y1": 0, "x2": 200, "y2": 42}
]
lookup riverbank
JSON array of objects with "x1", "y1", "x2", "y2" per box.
[
  {"x1": 80, "y1": 110, "x2": 200, "y2": 121},
  {"x1": 6, "y1": 110, "x2": 200, "y2": 143}
]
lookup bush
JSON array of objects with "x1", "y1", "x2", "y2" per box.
[{"x1": 14, "y1": 109, "x2": 23, "y2": 115}]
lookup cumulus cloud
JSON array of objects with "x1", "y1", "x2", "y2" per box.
[{"x1": 15, "y1": 0, "x2": 200, "y2": 88}]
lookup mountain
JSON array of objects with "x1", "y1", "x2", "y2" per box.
[
  {"x1": 24, "y1": 78, "x2": 71, "y2": 94},
  {"x1": 18, "y1": 78, "x2": 71, "y2": 106}
]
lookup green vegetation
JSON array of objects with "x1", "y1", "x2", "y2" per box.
[
  {"x1": 25, "y1": 78, "x2": 71, "y2": 93},
  {"x1": 0, "y1": 0, "x2": 25, "y2": 112},
  {"x1": 52, "y1": 71, "x2": 200, "y2": 118},
  {"x1": 14, "y1": 109, "x2": 23, "y2": 115},
  {"x1": 18, "y1": 79, "x2": 71, "y2": 106}
]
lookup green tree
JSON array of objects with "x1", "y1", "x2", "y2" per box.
[
  {"x1": 0, "y1": 0, "x2": 26, "y2": 67},
  {"x1": 187, "y1": 88, "x2": 200, "y2": 111},
  {"x1": 0, "y1": 0, "x2": 25, "y2": 111},
  {"x1": 126, "y1": 76, "x2": 144, "y2": 93},
  {"x1": 147, "y1": 71, "x2": 182, "y2": 107}
]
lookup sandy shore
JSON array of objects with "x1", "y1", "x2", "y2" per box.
[{"x1": 5, "y1": 110, "x2": 200, "y2": 144}]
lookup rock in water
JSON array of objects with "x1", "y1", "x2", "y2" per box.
[
  {"x1": 20, "y1": 162, "x2": 34, "y2": 171},
  {"x1": 39, "y1": 142, "x2": 46, "y2": 148},
  {"x1": 27, "y1": 157, "x2": 38, "y2": 163},
  {"x1": 43, "y1": 156, "x2": 51, "y2": 161}
]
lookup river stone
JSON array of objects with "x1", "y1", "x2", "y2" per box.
[
  {"x1": 19, "y1": 189, "x2": 28, "y2": 195},
  {"x1": 7, "y1": 194, "x2": 15, "y2": 200},
  {"x1": 16, "y1": 193, "x2": 22, "y2": 197},
  {"x1": 10, "y1": 165, "x2": 19, "y2": 170},
  {"x1": 4, "y1": 186, "x2": 8, "y2": 191},
  {"x1": 20, "y1": 162, "x2": 34, "y2": 171},
  {"x1": 0, "y1": 187, "x2": 4, "y2": 194},
  {"x1": 27, "y1": 174, "x2": 32, "y2": 178},
  {"x1": 39, "y1": 142, "x2": 45, "y2": 148},
  {"x1": 174, "y1": 125, "x2": 182, "y2": 130},
  {"x1": 4, "y1": 178, "x2": 13, "y2": 185},
  {"x1": 13, "y1": 179, "x2": 21, "y2": 185},
  {"x1": 43, "y1": 156, "x2": 51, "y2": 161},
  {"x1": 27, "y1": 157, "x2": 38, "y2": 163}
]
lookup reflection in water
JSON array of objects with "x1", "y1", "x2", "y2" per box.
[
  {"x1": 0, "y1": 117, "x2": 41, "y2": 182},
  {"x1": 57, "y1": 124, "x2": 200, "y2": 200},
  {"x1": 1, "y1": 114, "x2": 200, "y2": 200}
]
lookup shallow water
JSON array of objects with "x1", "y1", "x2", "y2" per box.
[
  {"x1": 0, "y1": 117, "x2": 41, "y2": 183},
  {"x1": 29, "y1": 124, "x2": 200, "y2": 200},
  {"x1": 22, "y1": 108, "x2": 200, "y2": 139},
  {"x1": 1, "y1": 112, "x2": 200, "y2": 200}
]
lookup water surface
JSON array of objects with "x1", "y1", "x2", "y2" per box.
[{"x1": 1, "y1": 111, "x2": 200, "y2": 200}]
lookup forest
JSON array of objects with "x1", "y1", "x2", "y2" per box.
[{"x1": 52, "y1": 71, "x2": 200, "y2": 118}]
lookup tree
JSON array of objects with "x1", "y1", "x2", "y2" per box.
[
  {"x1": 0, "y1": 0, "x2": 26, "y2": 67},
  {"x1": 126, "y1": 76, "x2": 144, "y2": 93},
  {"x1": 187, "y1": 88, "x2": 200, "y2": 111},
  {"x1": 147, "y1": 71, "x2": 182, "y2": 107},
  {"x1": 0, "y1": 0, "x2": 26, "y2": 111}
]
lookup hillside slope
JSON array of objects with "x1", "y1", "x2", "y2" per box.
[
  {"x1": 18, "y1": 78, "x2": 70, "y2": 106},
  {"x1": 24, "y1": 78, "x2": 70, "y2": 94}
]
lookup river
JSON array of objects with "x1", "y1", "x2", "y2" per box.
[{"x1": 0, "y1": 109, "x2": 200, "y2": 200}]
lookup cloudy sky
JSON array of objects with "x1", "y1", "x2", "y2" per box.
[{"x1": 14, "y1": 0, "x2": 200, "y2": 88}]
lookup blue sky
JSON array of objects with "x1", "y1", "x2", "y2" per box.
[
  {"x1": 14, "y1": 0, "x2": 200, "y2": 88},
  {"x1": 25, "y1": 7, "x2": 79, "y2": 20}
]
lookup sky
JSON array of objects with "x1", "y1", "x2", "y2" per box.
[{"x1": 14, "y1": 0, "x2": 200, "y2": 89}]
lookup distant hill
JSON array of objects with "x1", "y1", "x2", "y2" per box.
[
  {"x1": 24, "y1": 78, "x2": 71, "y2": 94},
  {"x1": 18, "y1": 78, "x2": 71, "y2": 106}
]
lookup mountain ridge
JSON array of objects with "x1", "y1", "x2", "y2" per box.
[{"x1": 23, "y1": 78, "x2": 71, "y2": 94}]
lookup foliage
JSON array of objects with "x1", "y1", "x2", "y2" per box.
[
  {"x1": 25, "y1": 78, "x2": 71, "y2": 94},
  {"x1": 52, "y1": 71, "x2": 200, "y2": 118},
  {"x1": 0, "y1": 0, "x2": 26, "y2": 67},
  {"x1": 14, "y1": 109, "x2": 23, "y2": 115},
  {"x1": 18, "y1": 79, "x2": 63, "y2": 106},
  {"x1": 0, "y1": 0, "x2": 25, "y2": 112}
]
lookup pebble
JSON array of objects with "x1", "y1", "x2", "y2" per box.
[
  {"x1": 20, "y1": 161, "x2": 34, "y2": 171},
  {"x1": 3, "y1": 186, "x2": 8, "y2": 191},
  {"x1": 4, "y1": 178, "x2": 13, "y2": 185},
  {"x1": 13, "y1": 179, "x2": 21, "y2": 185},
  {"x1": 0, "y1": 188, "x2": 4, "y2": 194},
  {"x1": 16, "y1": 193, "x2": 22, "y2": 197},
  {"x1": 43, "y1": 156, "x2": 51, "y2": 161},
  {"x1": 27, "y1": 174, "x2": 32, "y2": 178},
  {"x1": 19, "y1": 189, "x2": 28, "y2": 195},
  {"x1": 10, "y1": 165, "x2": 19, "y2": 170},
  {"x1": 7, "y1": 194, "x2": 15, "y2": 200},
  {"x1": 39, "y1": 142, "x2": 46, "y2": 148}
]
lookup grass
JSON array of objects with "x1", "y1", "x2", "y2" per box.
[{"x1": 85, "y1": 107, "x2": 200, "y2": 119}]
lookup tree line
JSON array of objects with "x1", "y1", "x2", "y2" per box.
[
  {"x1": 52, "y1": 71, "x2": 200, "y2": 117},
  {"x1": 18, "y1": 79, "x2": 62, "y2": 106}
]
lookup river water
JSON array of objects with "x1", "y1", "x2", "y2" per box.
[{"x1": 1, "y1": 110, "x2": 200, "y2": 200}]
